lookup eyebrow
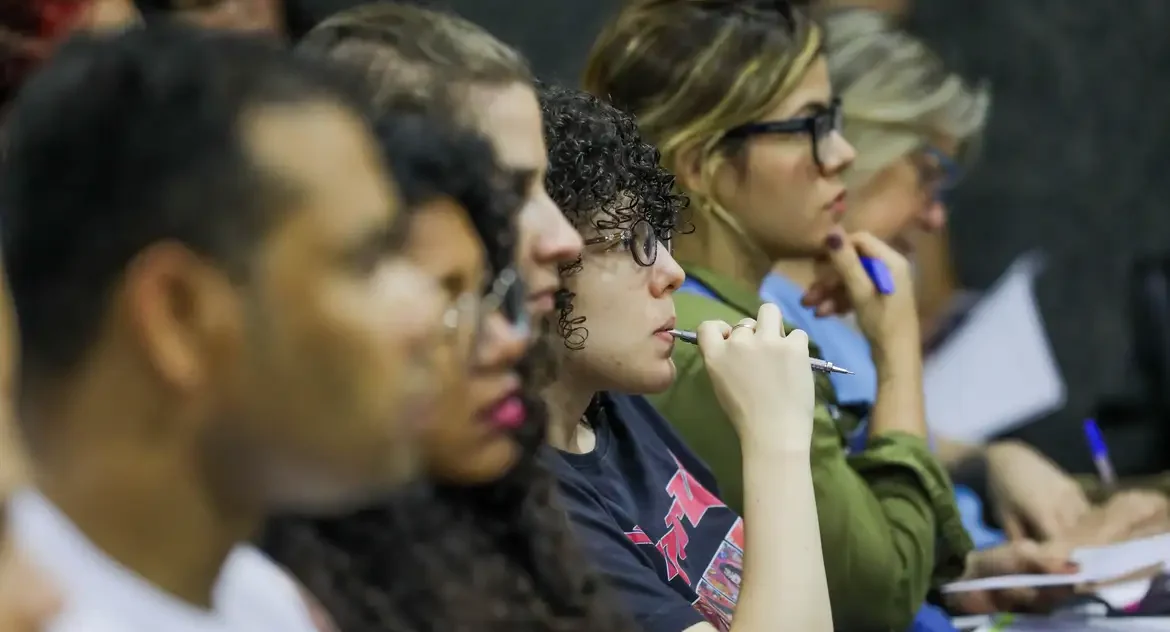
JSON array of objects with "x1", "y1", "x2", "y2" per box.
[
  {"x1": 349, "y1": 212, "x2": 410, "y2": 260},
  {"x1": 504, "y1": 167, "x2": 539, "y2": 198},
  {"x1": 793, "y1": 99, "x2": 832, "y2": 117}
]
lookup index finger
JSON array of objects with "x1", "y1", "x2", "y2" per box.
[
  {"x1": 696, "y1": 320, "x2": 732, "y2": 349},
  {"x1": 755, "y1": 302, "x2": 784, "y2": 339},
  {"x1": 824, "y1": 231, "x2": 877, "y2": 302}
]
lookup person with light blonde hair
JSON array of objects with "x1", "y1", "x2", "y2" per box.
[
  {"x1": 584, "y1": 0, "x2": 1077, "y2": 628},
  {"x1": 766, "y1": 6, "x2": 1170, "y2": 558}
]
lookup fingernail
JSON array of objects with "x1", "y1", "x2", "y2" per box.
[
  {"x1": 825, "y1": 234, "x2": 843, "y2": 250},
  {"x1": 1064, "y1": 562, "x2": 1080, "y2": 573}
]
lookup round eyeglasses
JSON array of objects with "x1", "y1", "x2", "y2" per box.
[
  {"x1": 916, "y1": 145, "x2": 963, "y2": 204},
  {"x1": 582, "y1": 219, "x2": 670, "y2": 267},
  {"x1": 442, "y1": 266, "x2": 529, "y2": 351},
  {"x1": 720, "y1": 98, "x2": 845, "y2": 172}
]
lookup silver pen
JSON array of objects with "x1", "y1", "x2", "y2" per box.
[{"x1": 668, "y1": 329, "x2": 854, "y2": 375}]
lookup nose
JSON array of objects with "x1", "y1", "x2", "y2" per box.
[
  {"x1": 822, "y1": 131, "x2": 857, "y2": 175},
  {"x1": 522, "y1": 188, "x2": 584, "y2": 268},
  {"x1": 473, "y1": 311, "x2": 529, "y2": 370},
  {"x1": 650, "y1": 242, "x2": 686, "y2": 297},
  {"x1": 920, "y1": 200, "x2": 948, "y2": 232}
]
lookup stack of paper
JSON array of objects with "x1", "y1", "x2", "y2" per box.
[
  {"x1": 923, "y1": 252, "x2": 1067, "y2": 442},
  {"x1": 965, "y1": 615, "x2": 1170, "y2": 631}
]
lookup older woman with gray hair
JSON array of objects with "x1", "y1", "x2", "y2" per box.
[{"x1": 762, "y1": 7, "x2": 1098, "y2": 556}]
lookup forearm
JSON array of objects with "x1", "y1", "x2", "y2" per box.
[
  {"x1": 868, "y1": 343, "x2": 928, "y2": 438},
  {"x1": 731, "y1": 442, "x2": 832, "y2": 632},
  {"x1": 935, "y1": 437, "x2": 984, "y2": 469}
]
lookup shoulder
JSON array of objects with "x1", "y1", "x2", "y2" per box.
[
  {"x1": 607, "y1": 394, "x2": 684, "y2": 447},
  {"x1": 44, "y1": 608, "x2": 125, "y2": 632},
  {"x1": 219, "y1": 546, "x2": 326, "y2": 632}
]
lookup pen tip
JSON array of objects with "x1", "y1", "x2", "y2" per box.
[{"x1": 838, "y1": 368, "x2": 854, "y2": 375}]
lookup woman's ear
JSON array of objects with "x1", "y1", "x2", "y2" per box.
[{"x1": 670, "y1": 145, "x2": 707, "y2": 197}]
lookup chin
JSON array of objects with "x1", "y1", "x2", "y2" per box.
[
  {"x1": 428, "y1": 437, "x2": 521, "y2": 485},
  {"x1": 264, "y1": 460, "x2": 418, "y2": 514},
  {"x1": 628, "y1": 358, "x2": 677, "y2": 395}
]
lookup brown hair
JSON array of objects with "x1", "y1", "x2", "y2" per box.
[
  {"x1": 297, "y1": 2, "x2": 531, "y2": 121},
  {"x1": 583, "y1": 0, "x2": 823, "y2": 264}
]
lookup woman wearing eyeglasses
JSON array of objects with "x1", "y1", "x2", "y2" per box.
[
  {"x1": 580, "y1": 0, "x2": 1030, "y2": 629},
  {"x1": 539, "y1": 83, "x2": 831, "y2": 632}
]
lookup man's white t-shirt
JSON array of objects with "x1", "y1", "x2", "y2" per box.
[{"x1": 7, "y1": 488, "x2": 324, "y2": 632}]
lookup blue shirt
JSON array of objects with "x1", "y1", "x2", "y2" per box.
[{"x1": 759, "y1": 273, "x2": 878, "y2": 408}]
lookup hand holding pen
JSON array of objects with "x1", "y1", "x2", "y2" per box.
[
  {"x1": 803, "y1": 231, "x2": 920, "y2": 358},
  {"x1": 695, "y1": 304, "x2": 817, "y2": 450}
]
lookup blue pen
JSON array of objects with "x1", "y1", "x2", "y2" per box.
[
  {"x1": 860, "y1": 256, "x2": 895, "y2": 295},
  {"x1": 1083, "y1": 418, "x2": 1117, "y2": 491}
]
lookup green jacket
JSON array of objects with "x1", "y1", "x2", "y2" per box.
[{"x1": 647, "y1": 265, "x2": 973, "y2": 631}]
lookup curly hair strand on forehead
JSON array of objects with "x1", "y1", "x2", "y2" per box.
[{"x1": 538, "y1": 83, "x2": 689, "y2": 350}]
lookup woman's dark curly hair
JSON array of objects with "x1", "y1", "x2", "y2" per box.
[
  {"x1": 261, "y1": 111, "x2": 638, "y2": 632},
  {"x1": 539, "y1": 83, "x2": 690, "y2": 349}
]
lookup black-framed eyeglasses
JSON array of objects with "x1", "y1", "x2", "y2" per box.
[
  {"x1": 582, "y1": 219, "x2": 669, "y2": 267},
  {"x1": 721, "y1": 98, "x2": 844, "y2": 172},
  {"x1": 442, "y1": 266, "x2": 529, "y2": 351},
  {"x1": 917, "y1": 145, "x2": 963, "y2": 204}
]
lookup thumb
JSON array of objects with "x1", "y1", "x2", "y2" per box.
[
  {"x1": 1028, "y1": 511, "x2": 1068, "y2": 541},
  {"x1": 1001, "y1": 511, "x2": 1029, "y2": 541},
  {"x1": 1017, "y1": 540, "x2": 1076, "y2": 575},
  {"x1": 824, "y1": 230, "x2": 876, "y2": 302}
]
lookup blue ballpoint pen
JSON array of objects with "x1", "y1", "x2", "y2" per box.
[
  {"x1": 860, "y1": 256, "x2": 895, "y2": 295},
  {"x1": 1083, "y1": 418, "x2": 1117, "y2": 491}
]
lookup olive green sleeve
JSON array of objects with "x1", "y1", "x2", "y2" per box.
[
  {"x1": 834, "y1": 429, "x2": 973, "y2": 630},
  {"x1": 647, "y1": 297, "x2": 972, "y2": 631}
]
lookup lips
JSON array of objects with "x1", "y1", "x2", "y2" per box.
[
  {"x1": 826, "y1": 190, "x2": 847, "y2": 216},
  {"x1": 656, "y1": 316, "x2": 677, "y2": 333},
  {"x1": 526, "y1": 287, "x2": 558, "y2": 315},
  {"x1": 485, "y1": 390, "x2": 526, "y2": 431}
]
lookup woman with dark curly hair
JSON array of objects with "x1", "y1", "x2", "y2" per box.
[{"x1": 537, "y1": 83, "x2": 831, "y2": 632}]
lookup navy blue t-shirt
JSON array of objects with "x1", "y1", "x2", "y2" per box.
[{"x1": 545, "y1": 393, "x2": 743, "y2": 632}]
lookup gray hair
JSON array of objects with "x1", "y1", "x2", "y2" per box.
[{"x1": 822, "y1": 8, "x2": 991, "y2": 188}]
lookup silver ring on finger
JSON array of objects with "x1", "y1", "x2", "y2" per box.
[{"x1": 732, "y1": 323, "x2": 755, "y2": 332}]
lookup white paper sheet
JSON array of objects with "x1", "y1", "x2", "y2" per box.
[
  {"x1": 942, "y1": 533, "x2": 1170, "y2": 594},
  {"x1": 924, "y1": 252, "x2": 1067, "y2": 442},
  {"x1": 972, "y1": 616, "x2": 1170, "y2": 631}
]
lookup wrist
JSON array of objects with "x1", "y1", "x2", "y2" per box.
[
  {"x1": 738, "y1": 422, "x2": 813, "y2": 459},
  {"x1": 873, "y1": 340, "x2": 923, "y2": 383}
]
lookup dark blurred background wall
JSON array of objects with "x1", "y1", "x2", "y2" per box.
[{"x1": 907, "y1": 0, "x2": 1170, "y2": 474}]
